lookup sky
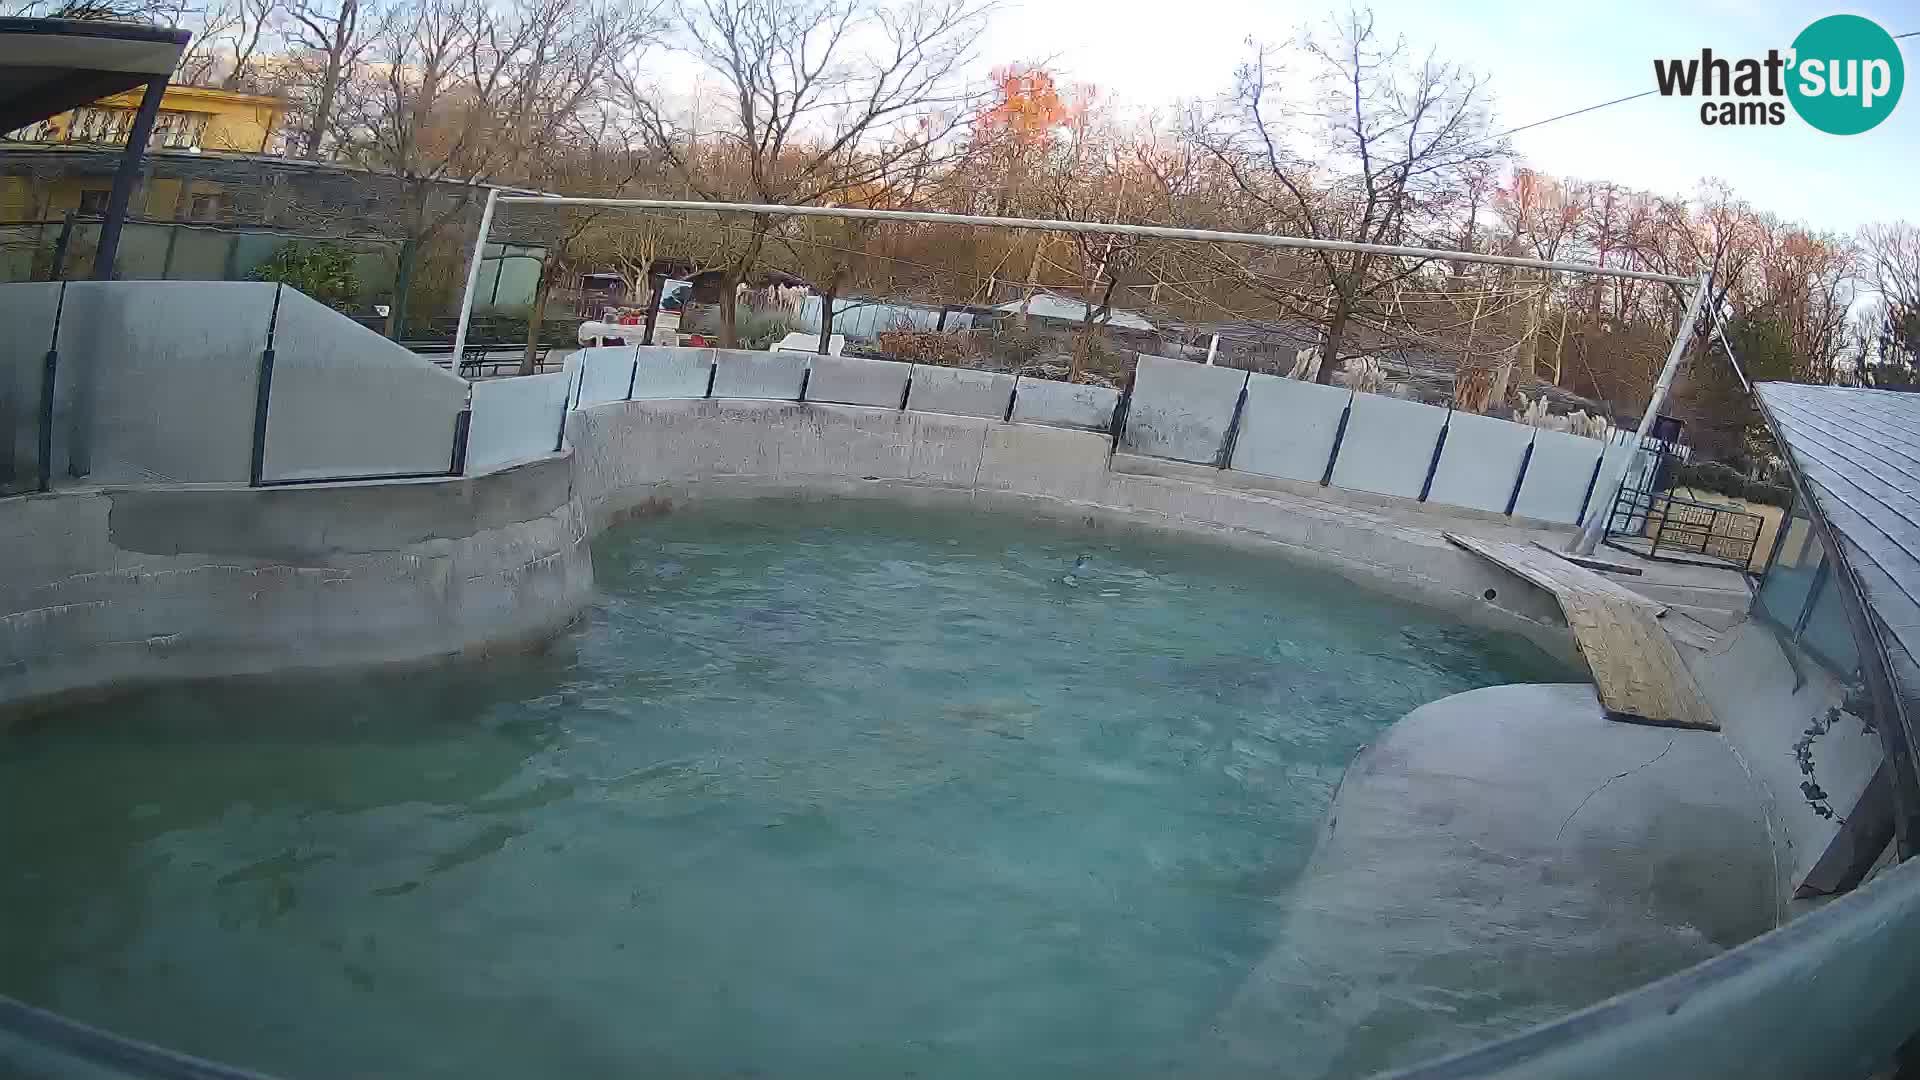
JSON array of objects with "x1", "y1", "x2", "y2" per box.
[{"x1": 972, "y1": 0, "x2": 1919, "y2": 234}]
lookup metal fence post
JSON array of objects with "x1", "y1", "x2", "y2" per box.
[
  {"x1": 1108, "y1": 374, "x2": 1135, "y2": 457},
  {"x1": 248, "y1": 286, "x2": 284, "y2": 486},
  {"x1": 49, "y1": 211, "x2": 76, "y2": 281},
  {"x1": 35, "y1": 282, "x2": 66, "y2": 492},
  {"x1": 159, "y1": 222, "x2": 180, "y2": 279},
  {"x1": 1216, "y1": 378, "x2": 1250, "y2": 469},
  {"x1": 1418, "y1": 408, "x2": 1452, "y2": 502},
  {"x1": 1504, "y1": 436, "x2": 1536, "y2": 516},
  {"x1": 1320, "y1": 394, "x2": 1355, "y2": 486},
  {"x1": 449, "y1": 409, "x2": 471, "y2": 476},
  {"x1": 1573, "y1": 452, "x2": 1607, "y2": 528}
]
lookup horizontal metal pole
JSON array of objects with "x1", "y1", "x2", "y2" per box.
[{"x1": 493, "y1": 196, "x2": 1695, "y2": 285}]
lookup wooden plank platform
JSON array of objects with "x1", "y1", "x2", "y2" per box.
[{"x1": 1447, "y1": 533, "x2": 1718, "y2": 730}]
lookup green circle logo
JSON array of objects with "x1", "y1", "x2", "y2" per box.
[{"x1": 1788, "y1": 14, "x2": 1903, "y2": 134}]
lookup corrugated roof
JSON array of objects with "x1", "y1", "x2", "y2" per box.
[
  {"x1": 1756, "y1": 382, "x2": 1920, "y2": 841},
  {"x1": 1757, "y1": 383, "x2": 1920, "y2": 663}
]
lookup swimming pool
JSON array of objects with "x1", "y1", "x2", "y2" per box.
[{"x1": 0, "y1": 500, "x2": 1571, "y2": 1078}]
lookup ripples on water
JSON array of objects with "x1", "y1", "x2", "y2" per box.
[{"x1": 0, "y1": 499, "x2": 1570, "y2": 1079}]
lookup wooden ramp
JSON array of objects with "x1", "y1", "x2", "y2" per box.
[{"x1": 1446, "y1": 533, "x2": 1718, "y2": 730}]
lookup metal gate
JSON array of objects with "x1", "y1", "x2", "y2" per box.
[{"x1": 1603, "y1": 446, "x2": 1765, "y2": 572}]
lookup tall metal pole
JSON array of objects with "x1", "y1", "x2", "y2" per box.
[
  {"x1": 91, "y1": 76, "x2": 167, "y2": 280},
  {"x1": 1571, "y1": 270, "x2": 1712, "y2": 556},
  {"x1": 451, "y1": 186, "x2": 500, "y2": 372}
]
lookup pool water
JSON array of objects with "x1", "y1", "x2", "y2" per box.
[{"x1": 1, "y1": 500, "x2": 1570, "y2": 1079}]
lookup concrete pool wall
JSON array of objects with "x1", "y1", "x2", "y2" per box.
[
  {"x1": 0, "y1": 454, "x2": 589, "y2": 708},
  {"x1": 1, "y1": 380, "x2": 1599, "y2": 712},
  {"x1": 565, "y1": 397, "x2": 1578, "y2": 662}
]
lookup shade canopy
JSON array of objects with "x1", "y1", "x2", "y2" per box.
[{"x1": 0, "y1": 16, "x2": 188, "y2": 134}]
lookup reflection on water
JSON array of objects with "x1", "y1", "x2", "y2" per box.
[{"x1": 0, "y1": 499, "x2": 1570, "y2": 1079}]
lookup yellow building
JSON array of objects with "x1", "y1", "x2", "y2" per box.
[{"x1": 2, "y1": 84, "x2": 283, "y2": 222}]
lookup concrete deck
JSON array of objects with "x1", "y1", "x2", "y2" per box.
[{"x1": 1205, "y1": 684, "x2": 1778, "y2": 1079}]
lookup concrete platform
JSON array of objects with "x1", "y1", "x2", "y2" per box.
[{"x1": 1204, "y1": 683, "x2": 1777, "y2": 1079}]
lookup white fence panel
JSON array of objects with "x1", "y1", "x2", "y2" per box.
[
  {"x1": 1009, "y1": 376, "x2": 1119, "y2": 432},
  {"x1": 1426, "y1": 411, "x2": 1536, "y2": 514},
  {"x1": 1512, "y1": 428, "x2": 1608, "y2": 524},
  {"x1": 1230, "y1": 373, "x2": 1351, "y2": 482},
  {"x1": 467, "y1": 371, "x2": 568, "y2": 472},
  {"x1": 907, "y1": 365, "x2": 1013, "y2": 419},
  {"x1": 1329, "y1": 391, "x2": 1450, "y2": 499},
  {"x1": 711, "y1": 349, "x2": 808, "y2": 400},
  {"x1": 807, "y1": 355, "x2": 911, "y2": 408},
  {"x1": 1121, "y1": 355, "x2": 1248, "y2": 464},
  {"x1": 574, "y1": 346, "x2": 637, "y2": 407},
  {"x1": 58, "y1": 280, "x2": 275, "y2": 484},
  {"x1": 261, "y1": 288, "x2": 469, "y2": 482},
  {"x1": 1, "y1": 283, "x2": 60, "y2": 493},
  {"x1": 629, "y1": 347, "x2": 716, "y2": 399}
]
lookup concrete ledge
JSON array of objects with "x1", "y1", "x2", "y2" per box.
[{"x1": 0, "y1": 454, "x2": 591, "y2": 710}]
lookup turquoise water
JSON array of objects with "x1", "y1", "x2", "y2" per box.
[{"x1": 1, "y1": 500, "x2": 1569, "y2": 1079}]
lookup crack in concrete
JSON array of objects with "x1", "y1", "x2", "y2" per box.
[{"x1": 1555, "y1": 737, "x2": 1678, "y2": 841}]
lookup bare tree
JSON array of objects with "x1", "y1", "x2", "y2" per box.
[
  {"x1": 1200, "y1": 9, "x2": 1506, "y2": 383},
  {"x1": 1859, "y1": 221, "x2": 1920, "y2": 375},
  {"x1": 166, "y1": 0, "x2": 281, "y2": 88},
  {"x1": 624, "y1": 0, "x2": 991, "y2": 347},
  {"x1": 326, "y1": 0, "x2": 653, "y2": 335},
  {"x1": 285, "y1": 0, "x2": 385, "y2": 157}
]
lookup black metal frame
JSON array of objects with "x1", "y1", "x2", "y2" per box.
[{"x1": 1601, "y1": 441, "x2": 1765, "y2": 575}]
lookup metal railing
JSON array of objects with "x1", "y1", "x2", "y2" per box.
[
  {"x1": 1601, "y1": 448, "x2": 1765, "y2": 573},
  {"x1": 1605, "y1": 483, "x2": 1765, "y2": 570}
]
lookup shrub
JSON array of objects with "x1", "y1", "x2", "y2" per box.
[
  {"x1": 976, "y1": 327, "x2": 1052, "y2": 367},
  {"x1": 1678, "y1": 460, "x2": 1746, "y2": 500},
  {"x1": 249, "y1": 242, "x2": 360, "y2": 311},
  {"x1": 1676, "y1": 460, "x2": 1793, "y2": 508},
  {"x1": 875, "y1": 330, "x2": 972, "y2": 365},
  {"x1": 735, "y1": 307, "x2": 802, "y2": 350},
  {"x1": 1744, "y1": 479, "x2": 1793, "y2": 508}
]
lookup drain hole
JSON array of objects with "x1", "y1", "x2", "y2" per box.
[{"x1": 1482, "y1": 588, "x2": 1498, "y2": 601}]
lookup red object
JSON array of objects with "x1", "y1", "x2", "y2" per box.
[{"x1": 688, "y1": 334, "x2": 709, "y2": 347}]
